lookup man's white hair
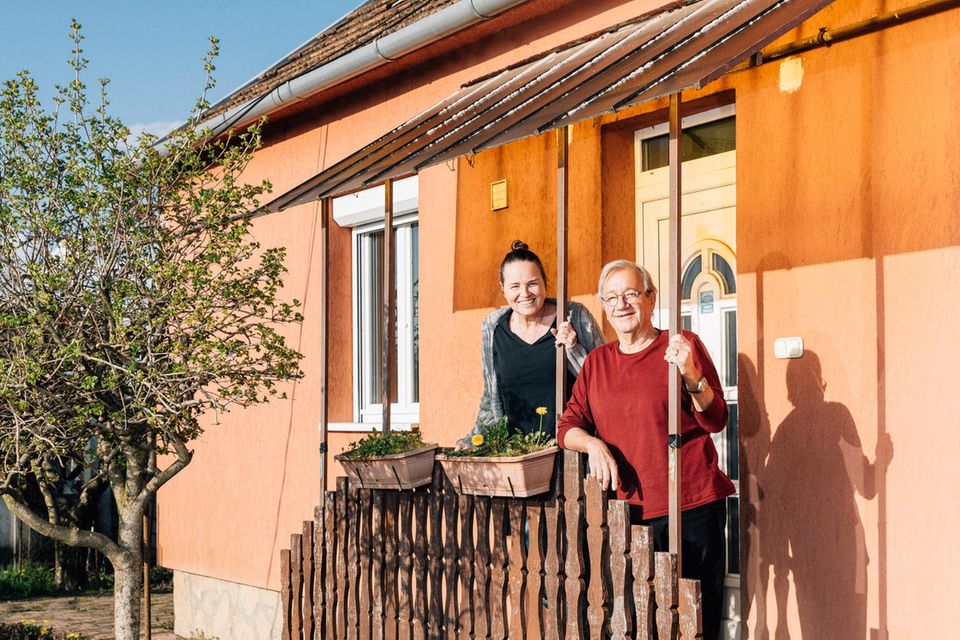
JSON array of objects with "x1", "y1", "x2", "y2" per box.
[{"x1": 596, "y1": 259, "x2": 657, "y2": 298}]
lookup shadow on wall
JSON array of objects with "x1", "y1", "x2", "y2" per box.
[{"x1": 745, "y1": 351, "x2": 893, "y2": 639}]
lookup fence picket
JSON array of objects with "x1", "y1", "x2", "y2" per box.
[
  {"x1": 443, "y1": 477, "x2": 460, "y2": 639},
  {"x1": 372, "y1": 492, "x2": 386, "y2": 640},
  {"x1": 473, "y1": 497, "x2": 492, "y2": 640},
  {"x1": 458, "y1": 495, "x2": 475, "y2": 640},
  {"x1": 324, "y1": 493, "x2": 337, "y2": 640},
  {"x1": 655, "y1": 552, "x2": 679, "y2": 640},
  {"x1": 631, "y1": 526, "x2": 655, "y2": 640},
  {"x1": 336, "y1": 487, "x2": 349, "y2": 640},
  {"x1": 428, "y1": 467, "x2": 444, "y2": 638},
  {"x1": 302, "y1": 521, "x2": 315, "y2": 640},
  {"x1": 281, "y1": 549, "x2": 292, "y2": 640},
  {"x1": 360, "y1": 490, "x2": 373, "y2": 640},
  {"x1": 385, "y1": 491, "x2": 399, "y2": 640},
  {"x1": 292, "y1": 533, "x2": 303, "y2": 640},
  {"x1": 314, "y1": 505, "x2": 325, "y2": 640},
  {"x1": 606, "y1": 502, "x2": 630, "y2": 640},
  {"x1": 584, "y1": 478, "x2": 607, "y2": 639},
  {"x1": 542, "y1": 505, "x2": 561, "y2": 639},
  {"x1": 507, "y1": 502, "x2": 527, "y2": 640},
  {"x1": 347, "y1": 486, "x2": 361, "y2": 640},
  {"x1": 524, "y1": 504, "x2": 543, "y2": 640},
  {"x1": 398, "y1": 492, "x2": 414, "y2": 640},
  {"x1": 489, "y1": 499, "x2": 508, "y2": 640},
  {"x1": 678, "y1": 579, "x2": 702, "y2": 640},
  {"x1": 413, "y1": 491, "x2": 429, "y2": 640},
  {"x1": 564, "y1": 452, "x2": 587, "y2": 640}
]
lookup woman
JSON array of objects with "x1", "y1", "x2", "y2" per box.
[
  {"x1": 557, "y1": 259, "x2": 734, "y2": 640},
  {"x1": 460, "y1": 241, "x2": 604, "y2": 445}
]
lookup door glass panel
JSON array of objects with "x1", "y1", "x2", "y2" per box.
[
  {"x1": 681, "y1": 255, "x2": 702, "y2": 301},
  {"x1": 727, "y1": 496, "x2": 740, "y2": 574},
  {"x1": 641, "y1": 116, "x2": 736, "y2": 171},
  {"x1": 726, "y1": 404, "x2": 739, "y2": 481},
  {"x1": 724, "y1": 309, "x2": 737, "y2": 387},
  {"x1": 712, "y1": 253, "x2": 737, "y2": 294}
]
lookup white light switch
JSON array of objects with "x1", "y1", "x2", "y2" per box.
[{"x1": 774, "y1": 337, "x2": 804, "y2": 359}]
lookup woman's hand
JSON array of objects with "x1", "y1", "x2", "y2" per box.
[
  {"x1": 585, "y1": 437, "x2": 620, "y2": 491},
  {"x1": 664, "y1": 333, "x2": 698, "y2": 378},
  {"x1": 551, "y1": 320, "x2": 578, "y2": 349}
]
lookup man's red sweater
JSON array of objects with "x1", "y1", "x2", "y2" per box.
[{"x1": 556, "y1": 330, "x2": 735, "y2": 519}]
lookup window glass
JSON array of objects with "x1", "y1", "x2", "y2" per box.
[
  {"x1": 411, "y1": 224, "x2": 419, "y2": 403},
  {"x1": 712, "y1": 252, "x2": 737, "y2": 295},
  {"x1": 681, "y1": 255, "x2": 702, "y2": 301},
  {"x1": 724, "y1": 309, "x2": 738, "y2": 387},
  {"x1": 641, "y1": 116, "x2": 736, "y2": 171},
  {"x1": 727, "y1": 496, "x2": 740, "y2": 574},
  {"x1": 357, "y1": 220, "x2": 419, "y2": 421}
]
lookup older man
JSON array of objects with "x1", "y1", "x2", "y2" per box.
[{"x1": 557, "y1": 259, "x2": 734, "y2": 640}]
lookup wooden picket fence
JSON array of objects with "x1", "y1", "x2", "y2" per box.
[{"x1": 280, "y1": 451, "x2": 702, "y2": 639}]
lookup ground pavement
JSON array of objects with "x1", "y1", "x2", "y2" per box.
[{"x1": 0, "y1": 591, "x2": 175, "y2": 640}]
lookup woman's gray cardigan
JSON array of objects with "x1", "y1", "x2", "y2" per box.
[{"x1": 462, "y1": 300, "x2": 605, "y2": 444}]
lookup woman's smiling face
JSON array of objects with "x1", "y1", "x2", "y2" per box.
[{"x1": 501, "y1": 260, "x2": 546, "y2": 318}]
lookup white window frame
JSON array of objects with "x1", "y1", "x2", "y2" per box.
[
  {"x1": 326, "y1": 176, "x2": 419, "y2": 431},
  {"x1": 351, "y1": 216, "x2": 420, "y2": 426}
]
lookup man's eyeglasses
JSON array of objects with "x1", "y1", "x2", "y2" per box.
[{"x1": 601, "y1": 290, "x2": 644, "y2": 308}]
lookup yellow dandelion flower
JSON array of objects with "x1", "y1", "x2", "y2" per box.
[
  {"x1": 536, "y1": 406, "x2": 548, "y2": 416},
  {"x1": 471, "y1": 434, "x2": 484, "y2": 446}
]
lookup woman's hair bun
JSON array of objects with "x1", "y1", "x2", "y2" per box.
[{"x1": 511, "y1": 240, "x2": 528, "y2": 252}]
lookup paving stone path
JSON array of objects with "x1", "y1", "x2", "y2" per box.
[{"x1": 0, "y1": 591, "x2": 175, "y2": 640}]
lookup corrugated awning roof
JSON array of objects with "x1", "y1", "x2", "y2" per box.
[{"x1": 268, "y1": 0, "x2": 832, "y2": 211}]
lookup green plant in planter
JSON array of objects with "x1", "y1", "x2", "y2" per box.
[
  {"x1": 447, "y1": 414, "x2": 555, "y2": 458},
  {"x1": 339, "y1": 430, "x2": 428, "y2": 459}
]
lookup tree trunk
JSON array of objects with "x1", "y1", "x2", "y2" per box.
[
  {"x1": 54, "y1": 542, "x2": 89, "y2": 591},
  {"x1": 113, "y1": 513, "x2": 144, "y2": 640}
]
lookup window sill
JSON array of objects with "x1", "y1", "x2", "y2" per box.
[{"x1": 324, "y1": 422, "x2": 415, "y2": 433}]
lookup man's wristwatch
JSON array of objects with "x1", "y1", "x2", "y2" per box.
[{"x1": 684, "y1": 375, "x2": 706, "y2": 394}]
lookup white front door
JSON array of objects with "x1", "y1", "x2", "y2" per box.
[{"x1": 635, "y1": 110, "x2": 741, "y2": 640}]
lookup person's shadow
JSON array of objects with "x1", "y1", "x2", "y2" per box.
[{"x1": 760, "y1": 351, "x2": 892, "y2": 638}]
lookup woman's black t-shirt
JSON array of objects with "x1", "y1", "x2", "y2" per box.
[{"x1": 492, "y1": 311, "x2": 573, "y2": 437}]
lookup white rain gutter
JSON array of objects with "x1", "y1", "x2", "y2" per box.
[{"x1": 174, "y1": 0, "x2": 530, "y2": 147}]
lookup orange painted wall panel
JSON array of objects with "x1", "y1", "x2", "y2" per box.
[{"x1": 736, "y1": 2, "x2": 960, "y2": 637}]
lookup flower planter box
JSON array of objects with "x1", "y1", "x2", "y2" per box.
[
  {"x1": 436, "y1": 446, "x2": 559, "y2": 498},
  {"x1": 335, "y1": 444, "x2": 438, "y2": 490}
]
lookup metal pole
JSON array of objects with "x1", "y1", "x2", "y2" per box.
[
  {"x1": 381, "y1": 180, "x2": 395, "y2": 435},
  {"x1": 667, "y1": 93, "x2": 683, "y2": 565},
  {"x1": 319, "y1": 197, "x2": 330, "y2": 495},
  {"x1": 555, "y1": 126, "x2": 569, "y2": 420}
]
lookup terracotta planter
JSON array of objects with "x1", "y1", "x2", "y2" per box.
[
  {"x1": 335, "y1": 444, "x2": 438, "y2": 490},
  {"x1": 436, "y1": 446, "x2": 559, "y2": 498}
]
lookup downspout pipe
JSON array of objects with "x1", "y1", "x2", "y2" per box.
[{"x1": 169, "y1": 0, "x2": 529, "y2": 149}]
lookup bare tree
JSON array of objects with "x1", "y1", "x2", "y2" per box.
[{"x1": 0, "y1": 23, "x2": 302, "y2": 640}]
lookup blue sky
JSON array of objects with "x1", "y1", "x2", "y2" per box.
[{"x1": 0, "y1": 1, "x2": 362, "y2": 137}]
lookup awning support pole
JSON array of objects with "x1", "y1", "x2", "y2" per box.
[
  {"x1": 667, "y1": 92, "x2": 683, "y2": 565},
  {"x1": 381, "y1": 179, "x2": 395, "y2": 435},
  {"x1": 319, "y1": 197, "x2": 331, "y2": 494},
  {"x1": 555, "y1": 126, "x2": 569, "y2": 421}
]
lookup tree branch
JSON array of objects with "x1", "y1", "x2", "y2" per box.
[{"x1": 0, "y1": 493, "x2": 122, "y2": 560}]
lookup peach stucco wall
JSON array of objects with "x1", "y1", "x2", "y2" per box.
[
  {"x1": 158, "y1": 3, "x2": 960, "y2": 637},
  {"x1": 735, "y1": 2, "x2": 960, "y2": 638}
]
